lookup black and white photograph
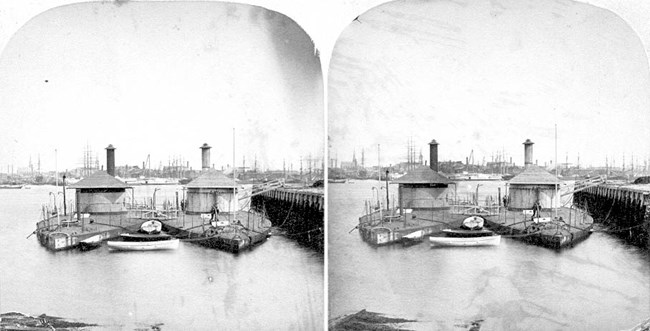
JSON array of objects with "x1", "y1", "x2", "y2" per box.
[
  {"x1": 2, "y1": 0, "x2": 650, "y2": 330},
  {"x1": 328, "y1": 0, "x2": 650, "y2": 330},
  {"x1": 0, "y1": 1, "x2": 323, "y2": 330}
]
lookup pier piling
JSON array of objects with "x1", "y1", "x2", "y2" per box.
[
  {"x1": 574, "y1": 183, "x2": 650, "y2": 247},
  {"x1": 251, "y1": 188, "x2": 323, "y2": 253}
]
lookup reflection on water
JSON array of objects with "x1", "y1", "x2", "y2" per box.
[
  {"x1": 329, "y1": 180, "x2": 650, "y2": 330},
  {"x1": 0, "y1": 185, "x2": 323, "y2": 330}
]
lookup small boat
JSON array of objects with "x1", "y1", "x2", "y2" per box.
[
  {"x1": 79, "y1": 234, "x2": 102, "y2": 251},
  {"x1": 107, "y1": 233, "x2": 179, "y2": 251},
  {"x1": 462, "y1": 215, "x2": 484, "y2": 229},
  {"x1": 401, "y1": 230, "x2": 424, "y2": 246},
  {"x1": 429, "y1": 228, "x2": 501, "y2": 247},
  {"x1": 107, "y1": 220, "x2": 179, "y2": 251},
  {"x1": 429, "y1": 216, "x2": 501, "y2": 247}
]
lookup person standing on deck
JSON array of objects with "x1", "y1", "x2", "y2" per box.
[
  {"x1": 210, "y1": 203, "x2": 220, "y2": 220},
  {"x1": 532, "y1": 200, "x2": 541, "y2": 218}
]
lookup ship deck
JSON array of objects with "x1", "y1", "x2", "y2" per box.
[
  {"x1": 485, "y1": 206, "x2": 593, "y2": 233},
  {"x1": 483, "y1": 206, "x2": 593, "y2": 248},
  {"x1": 37, "y1": 213, "x2": 144, "y2": 236}
]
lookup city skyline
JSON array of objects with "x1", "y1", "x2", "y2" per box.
[
  {"x1": 328, "y1": 140, "x2": 650, "y2": 171},
  {"x1": 2, "y1": 0, "x2": 650, "y2": 174},
  {"x1": 0, "y1": 2, "x2": 323, "y2": 174},
  {"x1": 328, "y1": 0, "x2": 650, "y2": 169},
  {"x1": 2, "y1": 143, "x2": 325, "y2": 176}
]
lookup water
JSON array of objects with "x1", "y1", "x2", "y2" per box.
[
  {"x1": 0, "y1": 185, "x2": 323, "y2": 330},
  {"x1": 329, "y1": 180, "x2": 650, "y2": 330}
]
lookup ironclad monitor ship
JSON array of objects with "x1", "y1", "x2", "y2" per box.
[
  {"x1": 34, "y1": 145, "x2": 143, "y2": 251},
  {"x1": 483, "y1": 139, "x2": 594, "y2": 249},
  {"x1": 357, "y1": 139, "x2": 490, "y2": 245},
  {"x1": 161, "y1": 143, "x2": 273, "y2": 253},
  {"x1": 33, "y1": 143, "x2": 273, "y2": 253}
]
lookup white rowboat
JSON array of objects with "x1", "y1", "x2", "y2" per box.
[
  {"x1": 429, "y1": 228, "x2": 501, "y2": 247},
  {"x1": 107, "y1": 237, "x2": 179, "y2": 251},
  {"x1": 429, "y1": 234, "x2": 501, "y2": 247}
]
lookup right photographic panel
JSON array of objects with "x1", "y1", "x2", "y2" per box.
[{"x1": 328, "y1": 0, "x2": 650, "y2": 330}]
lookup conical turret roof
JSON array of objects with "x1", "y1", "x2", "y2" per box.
[
  {"x1": 186, "y1": 170, "x2": 237, "y2": 188},
  {"x1": 509, "y1": 165, "x2": 559, "y2": 185},
  {"x1": 392, "y1": 166, "x2": 452, "y2": 184},
  {"x1": 69, "y1": 171, "x2": 130, "y2": 189}
]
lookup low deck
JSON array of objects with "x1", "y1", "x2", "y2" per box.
[
  {"x1": 35, "y1": 212, "x2": 148, "y2": 251},
  {"x1": 161, "y1": 210, "x2": 271, "y2": 253},
  {"x1": 357, "y1": 203, "x2": 594, "y2": 248},
  {"x1": 483, "y1": 207, "x2": 593, "y2": 249},
  {"x1": 358, "y1": 209, "x2": 470, "y2": 245}
]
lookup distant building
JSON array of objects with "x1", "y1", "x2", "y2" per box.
[{"x1": 340, "y1": 161, "x2": 356, "y2": 170}]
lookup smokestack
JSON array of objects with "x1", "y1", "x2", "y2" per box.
[
  {"x1": 523, "y1": 139, "x2": 534, "y2": 168},
  {"x1": 105, "y1": 144, "x2": 115, "y2": 176},
  {"x1": 200, "y1": 143, "x2": 211, "y2": 171},
  {"x1": 429, "y1": 139, "x2": 439, "y2": 172}
]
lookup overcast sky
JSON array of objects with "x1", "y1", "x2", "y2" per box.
[
  {"x1": 0, "y1": 1, "x2": 322, "y2": 173},
  {"x1": 1, "y1": 0, "x2": 650, "y2": 173},
  {"x1": 329, "y1": 0, "x2": 650, "y2": 169}
]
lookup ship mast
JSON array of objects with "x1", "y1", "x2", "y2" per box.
[
  {"x1": 554, "y1": 124, "x2": 558, "y2": 219},
  {"x1": 378, "y1": 144, "x2": 383, "y2": 217},
  {"x1": 232, "y1": 128, "x2": 236, "y2": 222},
  {"x1": 377, "y1": 144, "x2": 381, "y2": 184},
  {"x1": 55, "y1": 148, "x2": 60, "y2": 226}
]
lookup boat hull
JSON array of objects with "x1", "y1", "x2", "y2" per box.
[
  {"x1": 78, "y1": 241, "x2": 102, "y2": 251},
  {"x1": 107, "y1": 238, "x2": 180, "y2": 251},
  {"x1": 429, "y1": 235, "x2": 501, "y2": 247},
  {"x1": 183, "y1": 230, "x2": 269, "y2": 253},
  {"x1": 358, "y1": 211, "x2": 466, "y2": 245}
]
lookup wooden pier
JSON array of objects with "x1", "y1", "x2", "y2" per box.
[
  {"x1": 251, "y1": 187, "x2": 324, "y2": 252},
  {"x1": 256, "y1": 187, "x2": 324, "y2": 212},
  {"x1": 573, "y1": 182, "x2": 650, "y2": 247}
]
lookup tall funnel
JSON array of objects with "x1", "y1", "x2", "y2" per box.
[
  {"x1": 105, "y1": 144, "x2": 116, "y2": 176},
  {"x1": 429, "y1": 139, "x2": 439, "y2": 172},
  {"x1": 523, "y1": 139, "x2": 534, "y2": 168},
  {"x1": 200, "y1": 143, "x2": 211, "y2": 171}
]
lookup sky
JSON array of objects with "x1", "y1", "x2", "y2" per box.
[
  {"x1": 329, "y1": 0, "x2": 650, "y2": 170},
  {"x1": 0, "y1": 1, "x2": 323, "y2": 174},
  {"x1": 1, "y1": 0, "x2": 650, "y2": 173}
]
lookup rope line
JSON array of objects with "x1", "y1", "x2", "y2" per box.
[
  {"x1": 286, "y1": 227, "x2": 322, "y2": 237},
  {"x1": 278, "y1": 197, "x2": 296, "y2": 228}
]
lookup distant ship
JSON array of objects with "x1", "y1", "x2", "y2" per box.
[
  {"x1": 120, "y1": 177, "x2": 179, "y2": 185},
  {"x1": 450, "y1": 172, "x2": 503, "y2": 181},
  {"x1": 0, "y1": 184, "x2": 23, "y2": 189}
]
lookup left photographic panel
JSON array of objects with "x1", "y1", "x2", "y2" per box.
[{"x1": 0, "y1": 2, "x2": 323, "y2": 330}]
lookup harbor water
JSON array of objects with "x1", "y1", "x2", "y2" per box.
[
  {"x1": 329, "y1": 180, "x2": 650, "y2": 330},
  {"x1": 0, "y1": 185, "x2": 323, "y2": 330}
]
